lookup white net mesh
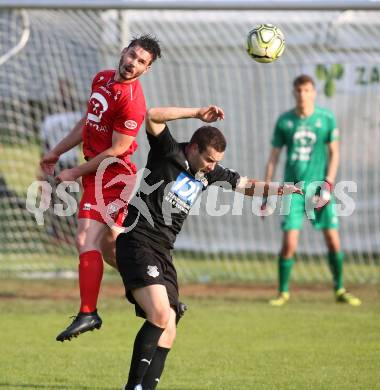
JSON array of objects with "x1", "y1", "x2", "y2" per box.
[{"x1": 0, "y1": 8, "x2": 379, "y2": 282}]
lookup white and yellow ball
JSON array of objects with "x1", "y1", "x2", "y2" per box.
[{"x1": 246, "y1": 24, "x2": 285, "y2": 63}]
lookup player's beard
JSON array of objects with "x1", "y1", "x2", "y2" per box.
[{"x1": 118, "y1": 59, "x2": 134, "y2": 81}]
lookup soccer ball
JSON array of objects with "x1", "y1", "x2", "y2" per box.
[{"x1": 246, "y1": 24, "x2": 285, "y2": 63}]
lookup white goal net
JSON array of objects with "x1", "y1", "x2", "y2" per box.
[{"x1": 0, "y1": 6, "x2": 379, "y2": 283}]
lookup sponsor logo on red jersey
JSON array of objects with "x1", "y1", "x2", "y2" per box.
[{"x1": 124, "y1": 120, "x2": 138, "y2": 130}]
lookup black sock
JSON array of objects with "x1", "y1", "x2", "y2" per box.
[
  {"x1": 125, "y1": 321, "x2": 165, "y2": 389},
  {"x1": 142, "y1": 346, "x2": 171, "y2": 390}
]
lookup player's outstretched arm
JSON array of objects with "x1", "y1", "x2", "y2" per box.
[
  {"x1": 236, "y1": 177, "x2": 302, "y2": 197},
  {"x1": 40, "y1": 116, "x2": 86, "y2": 175},
  {"x1": 146, "y1": 105, "x2": 224, "y2": 137}
]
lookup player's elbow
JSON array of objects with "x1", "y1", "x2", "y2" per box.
[
  {"x1": 146, "y1": 108, "x2": 157, "y2": 124},
  {"x1": 146, "y1": 108, "x2": 165, "y2": 125},
  {"x1": 106, "y1": 144, "x2": 129, "y2": 157}
]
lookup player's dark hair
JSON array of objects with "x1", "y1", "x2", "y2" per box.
[
  {"x1": 293, "y1": 74, "x2": 315, "y2": 88},
  {"x1": 127, "y1": 34, "x2": 161, "y2": 64},
  {"x1": 190, "y1": 126, "x2": 227, "y2": 153}
]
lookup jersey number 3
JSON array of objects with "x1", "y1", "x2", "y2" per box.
[{"x1": 87, "y1": 92, "x2": 109, "y2": 123}]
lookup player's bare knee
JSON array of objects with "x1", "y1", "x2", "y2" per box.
[
  {"x1": 148, "y1": 308, "x2": 171, "y2": 329},
  {"x1": 75, "y1": 232, "x2": 101, "y2": 254},
  {"x1": 323, "y1": 231, "x2": 340, "y2": 252},
  {"x1": 159, "y1": 312, "x2": 177, "y2": 347},
  {"x1": 166, "y1": 322, "x2": 177, "y2": 344},
  {"x1": 160, "y1": 325, "x2": 176, "y2": 348},
  {"x1": 281, "y1": 245, "x2": 296, "y2": 258},
  {"x1": 326, "y1": 242, "x2": 340, "y2": 253},
  {"x1": 75, "y1": 232, "x2": 86, "y2": 252}
]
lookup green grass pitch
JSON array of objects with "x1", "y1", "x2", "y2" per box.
[{"x1": 0, "y1": 280, "x2": 379, "y2": 389}]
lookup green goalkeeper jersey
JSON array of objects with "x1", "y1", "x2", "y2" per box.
[{"x1": 271, "y1": 106, "x2": 339, "y2": 184}]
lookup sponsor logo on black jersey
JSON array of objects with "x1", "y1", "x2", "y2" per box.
[{"x1": 164, "y1": 172, "x2": 203, "y2": 214}]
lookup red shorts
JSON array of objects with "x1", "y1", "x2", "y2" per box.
[{"x1": 78, "y1": 164, "x2": 137, "y2": 227}]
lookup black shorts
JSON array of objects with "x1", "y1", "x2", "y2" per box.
[{"x1": 116, "y1": 234, "x2": 180, "y2": 319}]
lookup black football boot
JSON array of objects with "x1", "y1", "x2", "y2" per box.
[{"x1": 56, "y1": 310, "x2": 102, "y2": 342}]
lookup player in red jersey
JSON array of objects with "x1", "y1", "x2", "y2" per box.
[{"x1": 40, "y1": 35, "x2": 161, "y2": 342}]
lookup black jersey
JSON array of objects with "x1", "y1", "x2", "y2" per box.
[{"x1": 123, "y1": 125, "x2": 240, "y2": 249}]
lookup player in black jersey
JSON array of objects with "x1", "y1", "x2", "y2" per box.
[{"x1": 116, "y1": 105, "x2": 302, "y2": 390}]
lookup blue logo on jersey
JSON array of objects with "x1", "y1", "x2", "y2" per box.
[{"x1": 171, "y1": 172, "x2": 203, "y2": 206}]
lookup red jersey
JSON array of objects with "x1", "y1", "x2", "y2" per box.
[{"x1": 82, "y1": 70, "x2": 146, "y2": 167}]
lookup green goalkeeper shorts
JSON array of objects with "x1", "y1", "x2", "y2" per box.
[{"x1": 281, "y1": 193, "x2": 339, "y2": 231}]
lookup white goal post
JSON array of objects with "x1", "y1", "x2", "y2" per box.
[{"x1": 0, "y1": 1, "x2": 379, "y2": 284}]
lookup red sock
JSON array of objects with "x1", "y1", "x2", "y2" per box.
[{"x1": 79, "y1": 250, "x2": 103, "y2": 313}]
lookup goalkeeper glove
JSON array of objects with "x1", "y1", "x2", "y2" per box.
[
  {"x1": 260, "y1": 196, "x2": 268, "y2": 220},
  {"x1": 315, "y1": 179, "x2": 333, "y2": 211}
]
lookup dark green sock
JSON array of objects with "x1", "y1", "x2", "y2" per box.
[
  {"x1": 278, "y1": 257, "x2": 295, "y2": 293},
  {"x1": 328, "y1": 251, "x2": 344, "y2": 290}
]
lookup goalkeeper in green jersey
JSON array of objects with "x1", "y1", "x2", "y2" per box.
[{"x1": 263, "y1": 74, "x2": 361, "y2": 306}]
